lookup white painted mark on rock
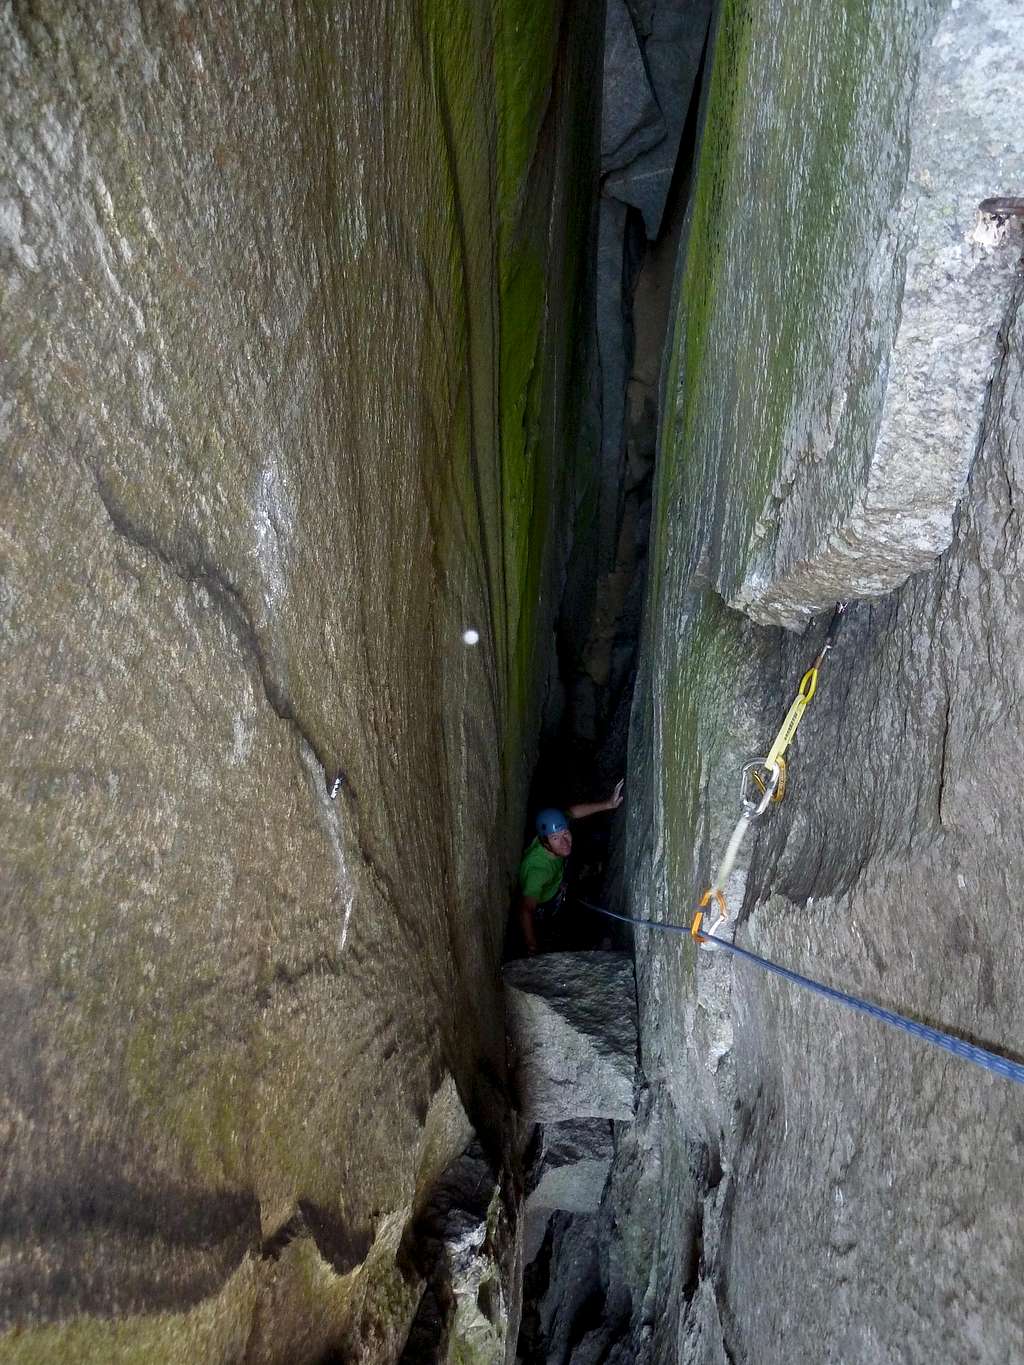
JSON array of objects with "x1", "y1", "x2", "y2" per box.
[
  {"x1": 299, "y1": 742, "x2": 356, "y2": 954},
  {"x1": 252, "y1": 457, "x2": 295, "y2": 611},
  {"x1": 230, "y1": 712, "x2": 254, "y2": 767}
]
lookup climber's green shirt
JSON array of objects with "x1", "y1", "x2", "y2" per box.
[{"x1": 517, "y1": 837, "x2": 564, "y2": 905}]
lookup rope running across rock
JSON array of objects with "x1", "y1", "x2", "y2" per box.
[
  {"x1": 580, "y1": 900, "x2": 1024, "y2": 1087},
  {"x1": 578, "y1": 602, "x2": 1024, "y2": 1087}
]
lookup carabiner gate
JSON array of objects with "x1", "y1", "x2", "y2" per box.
[{"x1": 740, "y1": 758, "x2": 781, "y2": 817}]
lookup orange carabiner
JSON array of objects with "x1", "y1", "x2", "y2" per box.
[
  {"x1": 699, "y1": 887, "x2": 728, "y2": 915},
  {"x1": 694, "y1": 889, "x2": 728, "y2": 944}
]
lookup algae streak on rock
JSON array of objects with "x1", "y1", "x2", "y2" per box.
[
  {"x1": 616, "y1": 0, "x2": 1024, "y2": 1362},
  {"x1": 0, "y1": 2, "x2": 597, "y2": 1359}
]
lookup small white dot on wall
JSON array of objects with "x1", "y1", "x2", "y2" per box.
[{"x1": 462, "y1": 628, "x2": 480, "y2": 646}]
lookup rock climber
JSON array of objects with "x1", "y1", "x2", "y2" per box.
[{"x1": 516, "y1": 780, "x2": 625, "y2": 955}]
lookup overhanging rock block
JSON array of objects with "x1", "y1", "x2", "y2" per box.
[
  {"x1": 503, "y1": 952, "x2": 637, "y2": 1123},
  {"x1": 730, "y1": 0, "x2": 1024, "y2": 627}
]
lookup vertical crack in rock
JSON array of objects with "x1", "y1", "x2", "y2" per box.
[
  {"x1": 935, "y1": 691, "x2": 952, "y2": 826},
  {"x1": 544, "y1": 0, "x2": 712, "y2": 821}
]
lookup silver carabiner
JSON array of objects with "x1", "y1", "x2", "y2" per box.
[{"x1": 740, "y1": 758, "x2": 780, "y2": 818}]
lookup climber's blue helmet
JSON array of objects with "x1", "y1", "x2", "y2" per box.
[{"x1": 536, "y1": 808, "x2": 569, "y2": 838}]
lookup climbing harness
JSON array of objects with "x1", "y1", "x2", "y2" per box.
[
  {"x1": 580, "y1": 900, "x2": 1024, "y2": 1087},
  {"x1": 699, "y1": 602, "x2": 847, "y2": 936}
]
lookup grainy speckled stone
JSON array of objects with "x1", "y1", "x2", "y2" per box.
[
  {"x1": 522, "y1": 1119, "x2": 615, "y2": 1265},
  {"x1": 0, "y1": 2, "x2": 599, "y2": 1359},
  {"x1": 504, "y1": 953, "x2": 638, "y2": 1122},
  {"x1": 601, "y1": 0, "x2": 664, "y2": 175},
  {"x1": 734, "y1": 0, "x2": 1024, "y2": 626},
  {"x1": 705, "y1": 284, "x2": 1024, "y2": 1365},
  {"x1": 398, "y1": 1142, "x2": 515, "y2": 1365},
  {"x1": 528, "y1": 1120, "x2": 614, "y2": 1218},
  {"x1": 614, "y1": 0, "x2": 1024, "y2": 1358}
]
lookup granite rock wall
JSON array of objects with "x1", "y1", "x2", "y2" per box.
[
  {"x1": 611, "y1": 0, "x2": 1024, "y2": 1360},
  {"x1": 0, "y1": 3, "x2": 599, "y2": 1360}
]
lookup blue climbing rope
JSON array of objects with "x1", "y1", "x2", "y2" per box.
[{"x1": 579, "y1": 900, "x2": 1024, "y2": 1087}]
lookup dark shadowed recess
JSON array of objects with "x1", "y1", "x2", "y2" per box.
[
  {"x1": 523, "y1": 6, "x2": 714, "y2": 954},
  {"x1": 513, "y1": 1, "x2": 719, "y2": 1358},
  {"x1": 396, "y1": 1144, "x2": 504, "y2": 1363}
]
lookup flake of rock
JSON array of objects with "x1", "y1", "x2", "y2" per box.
[
  {"x1": 619, "y1": 8, "x2": 1024, "y2": 1363},
  {"x1": 528, "y1": 1119, "x2": 615, "y2": 1216}
]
